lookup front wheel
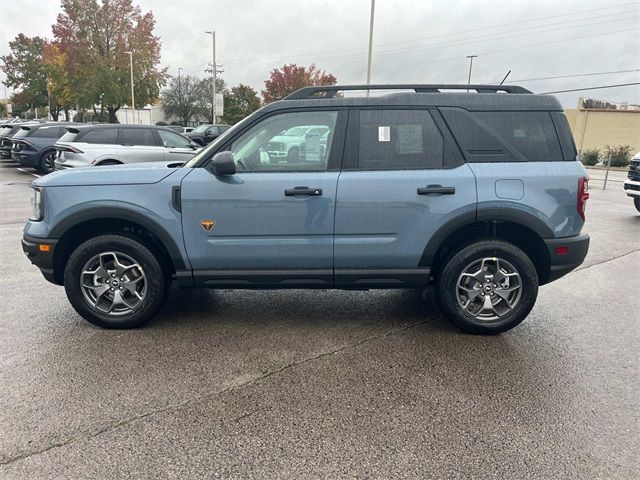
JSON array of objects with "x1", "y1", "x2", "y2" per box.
[
  {"x1": 64, "y1": 234, "x2": 168, "y2": 328},
  {"x1": 634, "y1": 196, "x2": 640, "y2": 213},
  {"x1": 436, "y1": 240, "x2": 538, "y2": 334}
]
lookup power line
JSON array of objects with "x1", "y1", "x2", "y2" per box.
[
  {"x1": 222, "y1": 13, "x2": 638, "y2": 67},
  {"x1": 372, "y1": 26, "x2": 637, "y2": 74},
  {"x1": 222, "y1": 2, "x2": 636, "y2": 65},
  {"x1": 541, "y1": 82, "x2": 640, "y2": 94},
  {"x1": 508, "y1": 69, "x2": 640, "y2": 83}
]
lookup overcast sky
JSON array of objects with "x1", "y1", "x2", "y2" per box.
[{"x1": 1, "y1": 0, "x2": 639, "y2": 107}]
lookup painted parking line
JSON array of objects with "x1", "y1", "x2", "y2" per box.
[{"x1": 16, "y1": 168, "x2": 41, "y2": 178}]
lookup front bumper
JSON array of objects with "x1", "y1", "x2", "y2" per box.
[
  {"x1": 22, "y1": 234, "x2": 60, "y2": 284},
  {"x1": 543, "y1": 233, "x2": 590, "y2": 284},
  {"x1": 12, "y1": 150, "x2": 39, "y2": 168},
  {"x1": 623, "y1": 180, "x2": 640, "y2": 198}
]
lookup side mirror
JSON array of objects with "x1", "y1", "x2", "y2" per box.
[
  {"x1": 208, "y1": 151, "x2": 236, "y2": 175},
  {"x1": 190, "y1": 141, "x2": 200, "y2": 149}
]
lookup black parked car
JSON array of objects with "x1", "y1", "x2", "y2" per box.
[
  {"x1": 0, "y1": 121, "x2": 44, "y2": 159},
  {"x1": 11, "y1": 122, "x2": 78, "y2": 173},
  {"x1": 185, "y1": 123, "x2": 230, "y2": 146}
]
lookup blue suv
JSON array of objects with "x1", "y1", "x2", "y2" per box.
[{"x1": 22, "y1": 84, "x2": 590, "y2": 334}]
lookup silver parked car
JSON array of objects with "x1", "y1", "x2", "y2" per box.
[{"x1": 54, "y1": 124, "x2": 200, "y2": 169}]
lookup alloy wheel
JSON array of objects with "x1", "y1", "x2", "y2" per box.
[
  {"x1": 80, "y1": 251, "x2": 147, "y2": 316},
  {"x1": 455, "y1": 257, "x2": 522, "y2": 321}
]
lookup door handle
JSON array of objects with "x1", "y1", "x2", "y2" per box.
[
  {"x1": 284, "y1": 187, "x2": 323, "y2": 196},
  {"x1": 417, "y1": 185, "x2": 456, "y2": 195}
]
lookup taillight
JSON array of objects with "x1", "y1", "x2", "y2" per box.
[
  {"x1": 577, "y1": 177, "x2": 589, "y2": 220},
  {"x1": 55, "y1": 145, "x2": 84, "y2": 154}
]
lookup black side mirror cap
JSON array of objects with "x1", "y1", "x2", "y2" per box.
[{"x1": 208, "y1": 151, "x2": 236, "y2": 175}]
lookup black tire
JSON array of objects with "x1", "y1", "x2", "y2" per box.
[
  {"x1": 634, "y1": 197, "x2": 640, "y2": 213},
  {"x1": 97, "y1": 160, "x2": 121, "y2": 166},
  {"x1": 436, "y1": 240, "x2": 538, "y2": 335},
  {"x1": 38, "y1": 149, "x2": 57, "y2": 174},
  {"x1": 64, "y1": 234, "x2": 168, "y2": 328}
]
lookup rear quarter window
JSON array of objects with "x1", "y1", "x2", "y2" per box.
[
  {"x1": 29, "y1": 126, "x2": 62, "y2": 138},
  {"x1": 440, "y1": 108, "x2": 564, "y2": 162}
]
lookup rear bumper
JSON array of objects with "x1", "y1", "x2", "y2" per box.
[
  {"x1": 21, "y1": 234, "x2": 60, "y2": 284},
  {"x1": 543, "y1": 233, "x2": 590, "y2": 284},
  {"x1": 12, "y1": 150, "x2": 39, "y2": 167}
]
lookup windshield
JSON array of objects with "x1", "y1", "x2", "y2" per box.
[{"x1": 192, "y1": 124, "x2": 211, "y2": 133}]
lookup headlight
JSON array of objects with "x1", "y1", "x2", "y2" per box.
[{"x1": 30, "y1": 187, "x2": 43, "y2": 221}]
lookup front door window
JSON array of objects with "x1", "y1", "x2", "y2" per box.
[{"x1": 230, "y1": 111, "x2": 338, "y2": 172}]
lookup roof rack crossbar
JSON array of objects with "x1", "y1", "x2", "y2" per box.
[{"x1": 285, "y1": 84, "x2": 532, "y2": 100}]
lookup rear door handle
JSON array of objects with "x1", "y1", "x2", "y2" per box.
[
  {"x1": 417, "y1": 185, "x2": 456, "y2": 195},
  {"x1": 284, "y1": 187, "x2": 323, "y2": 196}
]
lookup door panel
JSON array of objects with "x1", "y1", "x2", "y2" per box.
[
  {"x1": 180, "y1": 109, "x2": 346, "y2": 283},
  {"x1": 334, "y1": 166, "x2": 476, "y2": 269},
  {"x1": 334, "y1": 108, "x2": 477, "y2": 276},
  {"x1": 117, "y1": 128, "x2": 165, "y2": 163},
  {"x1": 181, "y1": 169, "x2": 338, "y2": 271}
]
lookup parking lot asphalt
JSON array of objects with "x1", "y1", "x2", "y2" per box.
[{"x1": 0, "y1": 161, "x2": 638, "y2": 479}]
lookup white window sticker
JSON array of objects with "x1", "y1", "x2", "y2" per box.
[{"x1": 378, "y1": 126, "x2": 391, "y2": 142}]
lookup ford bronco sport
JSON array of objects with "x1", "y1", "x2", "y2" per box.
[{"x1": 22, "y1": 84, "x2": 590, "y2": 334}]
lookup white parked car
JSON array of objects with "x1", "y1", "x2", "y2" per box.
[{"x1": 54, "y1": 124, "x2": 201, "y2": 169}]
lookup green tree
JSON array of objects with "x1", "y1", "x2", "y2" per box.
[
  {"x1": 52, "y1": 0, "x2": 167, "y2": 122},
  {"x1": 1, "y1": 34, "x2": 48, "y2": 112},
  {"x1": 197, "y1": 77, "x2": 226, "y2": 123},
  {"x1": 262, "y1": 64, "x2": 336, "y2": 103},
  {"x1": 221, "y1": 84, "x2": 261, "y2": 125},
  {"x1": 161, "y1": 74, "x2": 204, "y2": 126}
]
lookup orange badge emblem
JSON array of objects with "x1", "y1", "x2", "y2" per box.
[{"x1": 200, "y1": 219, "x2": 216, "y2": 231}]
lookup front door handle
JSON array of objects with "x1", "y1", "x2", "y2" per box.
[
  {"x1": 285, "y1": 187, "x2": 323, "y2": 196},
  {"x1": 417, "y1": 185, "x2": 456, "y2": 195}
]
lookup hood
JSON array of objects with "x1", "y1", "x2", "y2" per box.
[
  {"x1": 34, "y1": 161, "x2": 182, "y2": 187},
  {"x1": 185, "y1": 132, "x2": 200, "y2": 138}
]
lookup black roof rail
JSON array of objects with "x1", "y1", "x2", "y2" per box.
[{"x1": 285, "y1": 84, "x2": 532, "y2": 100}]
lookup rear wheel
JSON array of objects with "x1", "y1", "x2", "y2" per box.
[
  {"x1": 38, "y1": 149, "x2": 57, "y2": 174},
  {"x1": 64, "y1": 234, "x2": 168, "y2": 328},
  {"x1": 436, "y1": 240, "x2": 538, "y2": 334},
  {"x1": 634, "y1": 196, "x2": 640, "y2": 213}
]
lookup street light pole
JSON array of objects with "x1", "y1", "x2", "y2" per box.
[
  {"x1": 177, "y1": 67, "x2": 183, "y2": 126},
  {"x1": 125, "y1": 51, "x2": 136, "y2": 124},
  {"x1": 365, "y1": 0, "x2": 376, "y2": 97},
  {"x1": 466, "y1": 55, "x2": 477, "y2": 93},
  {"x1": 205, "y1": 31, "x2": 216, "y2": 124}
]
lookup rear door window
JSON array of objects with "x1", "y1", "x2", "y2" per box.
[
  {"x1": 79, "y1": 128, "x2": 118, "y2": 144},
  {"x1": 120, "y1": 128, "x2": 157, "y2": 146},
  {"x1": 358, "y1": 109, "x2": 444, "y2": 170}
]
